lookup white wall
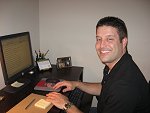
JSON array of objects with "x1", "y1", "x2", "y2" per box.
[
  {"x1": 39, "y1": 0, "x2": 150, "y2": 106},
  {"x1": 0, "y1": 0, "x2": 39, "y2": 89}
]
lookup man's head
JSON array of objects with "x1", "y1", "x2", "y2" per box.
[{"x1": 95, "y1": 16, "x2": 128, "y2": 69}]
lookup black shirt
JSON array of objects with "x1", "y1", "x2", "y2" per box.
[{"x1": 97, "y1": 52, "x2": 150, "y2": 113}]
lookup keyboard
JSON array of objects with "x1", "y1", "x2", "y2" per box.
[
  {"x1": 68, "y1": 88, "x2": 84, "y2": 107},
  {"x1": 60, "y1": 88, "x2": 84, "y2": 113}
]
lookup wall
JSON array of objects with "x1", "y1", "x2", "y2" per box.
[
  {"x1": 39, "y1": 0, "x2": 150, "y2": 106},
  {"x1": 0, "y1": 0, "x2": 39, "y2": 89}
]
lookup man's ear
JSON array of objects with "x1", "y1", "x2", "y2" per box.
[{"x1": 122, "y1": 37, "x2": 128, "y2": 49}]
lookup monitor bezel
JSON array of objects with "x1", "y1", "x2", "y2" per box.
[{"x1": 0, "y1": 32, "x2": 34, "y2": 85}]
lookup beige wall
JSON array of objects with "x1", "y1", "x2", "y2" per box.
[{"x1": 0, "y1": 0, "x2": 39, "y2": 89}]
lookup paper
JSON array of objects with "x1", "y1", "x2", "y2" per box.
[
  {"x1": 35, "y1": 99, "x2": 51, "y2": 109},
  {"x1": 11, "y1": 81, "x2": 24, "y2": 87}
]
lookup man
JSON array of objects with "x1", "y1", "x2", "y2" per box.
[{"x1": 46, "y1": 16, "x2": 150, "y2": 113}]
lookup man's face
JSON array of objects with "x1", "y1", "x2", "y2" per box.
[{"x1": 95, "y1": 26, "x2": 127, "y2": 69}]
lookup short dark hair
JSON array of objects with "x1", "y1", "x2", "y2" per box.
[{"x1": 96, "y1": 16, "x2": 128, "y2": 42}]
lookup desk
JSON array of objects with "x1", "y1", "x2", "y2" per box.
[{"x1": 0, "y1": 65, "x2": 93, "y2": 113}]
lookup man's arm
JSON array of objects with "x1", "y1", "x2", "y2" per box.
[
  {"x1": 54, "y1": 81, "x2": 102, "y2": 96},
  {"x1": 75, "y1": 81, "x2": 102, "y2": 96}
]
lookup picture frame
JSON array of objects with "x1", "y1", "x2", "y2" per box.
[
  {"x1": 56, "y1": 56, "x2": 72, "y2": 69},
  {"x1": 36, "y1": 59, "x2": 52, "y2": 71}
]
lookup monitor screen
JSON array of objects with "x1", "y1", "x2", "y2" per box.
[{"x1": 0, "y1": 32, "x2": 34, "y2": 85}]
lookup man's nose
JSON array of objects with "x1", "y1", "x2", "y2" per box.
[{"x1": 101, "y1": 40, "x2": 107, "y2": 48}]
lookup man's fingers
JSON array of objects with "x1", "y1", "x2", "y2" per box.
[{"x1": 53, "y1": 81, "x2": 65, "y2": 89}]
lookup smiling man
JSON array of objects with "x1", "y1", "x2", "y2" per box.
[{"x1": 46, "y1": 16, "x2": 150, "y2": 113}]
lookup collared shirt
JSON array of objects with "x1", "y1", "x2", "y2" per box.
[{"x1": 97, "y1": 52, "x2": 150, "y2": 113}]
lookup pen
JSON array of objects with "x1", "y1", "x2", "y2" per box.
[
  {"x1": 44, "y1": 50, "x2": 49, "y2": 56},
  {"x1": 35, "y1": 50, "x2": 38, "y2": 56},
  {"x1": 25, "y1": 98, "x2": 35, "y2": 110}
]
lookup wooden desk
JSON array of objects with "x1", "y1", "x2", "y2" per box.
[{"x1": 0, "y1": 65, "x2": 93, "y2": 113}]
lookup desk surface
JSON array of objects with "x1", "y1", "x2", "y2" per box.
[{"x1": 0, "y1": 65, "x2": 93, "y2": 113}]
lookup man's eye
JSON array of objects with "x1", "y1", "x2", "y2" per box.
[
  {"x1": 108, "y1": 38, "x2": 113, "y2": 41},
  {"x1": 96, "y1": 38, "x2": 101, "y2": 41}
]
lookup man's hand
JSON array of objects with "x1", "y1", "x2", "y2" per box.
[
  {"x1": 53, "y1": 80, "x2": 77, "y2": 92},
  {"x1": 46, "y1": 92, "x2": 69, "y2": 109}
]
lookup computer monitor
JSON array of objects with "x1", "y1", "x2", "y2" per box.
[{"x1": 0, "y1": 32, "x2": 34, "y2": 93}]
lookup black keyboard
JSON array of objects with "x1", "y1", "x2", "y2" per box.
[
  {"x1": 68, "y1": 88, "x2": 84, "y2": 107},
  {"x1": 60, "y1": 88, "x2": 84, "y2": 113}
]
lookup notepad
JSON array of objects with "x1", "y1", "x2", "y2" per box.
[{"x1": 35, "y1": 99, "x2": 51, "y2": 109}]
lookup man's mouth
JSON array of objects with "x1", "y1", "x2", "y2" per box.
[{"x1": 101, "y1": 50, "x2": 110, "y2": 54}]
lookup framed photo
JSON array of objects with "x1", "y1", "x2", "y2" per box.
[
  {"x1": 37, "y1": 59, "x2": 52, "y2": 71},
  {"x1": 56, "y1": 56, "x2": 72, "y2": 69}
]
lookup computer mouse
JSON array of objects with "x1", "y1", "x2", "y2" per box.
[
  {"x1": 46, "y1": 78, "x2": 61, "y2": 92},
  {"x1": 46, "y1": 79, "x2": 60, "y2": 87}
]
